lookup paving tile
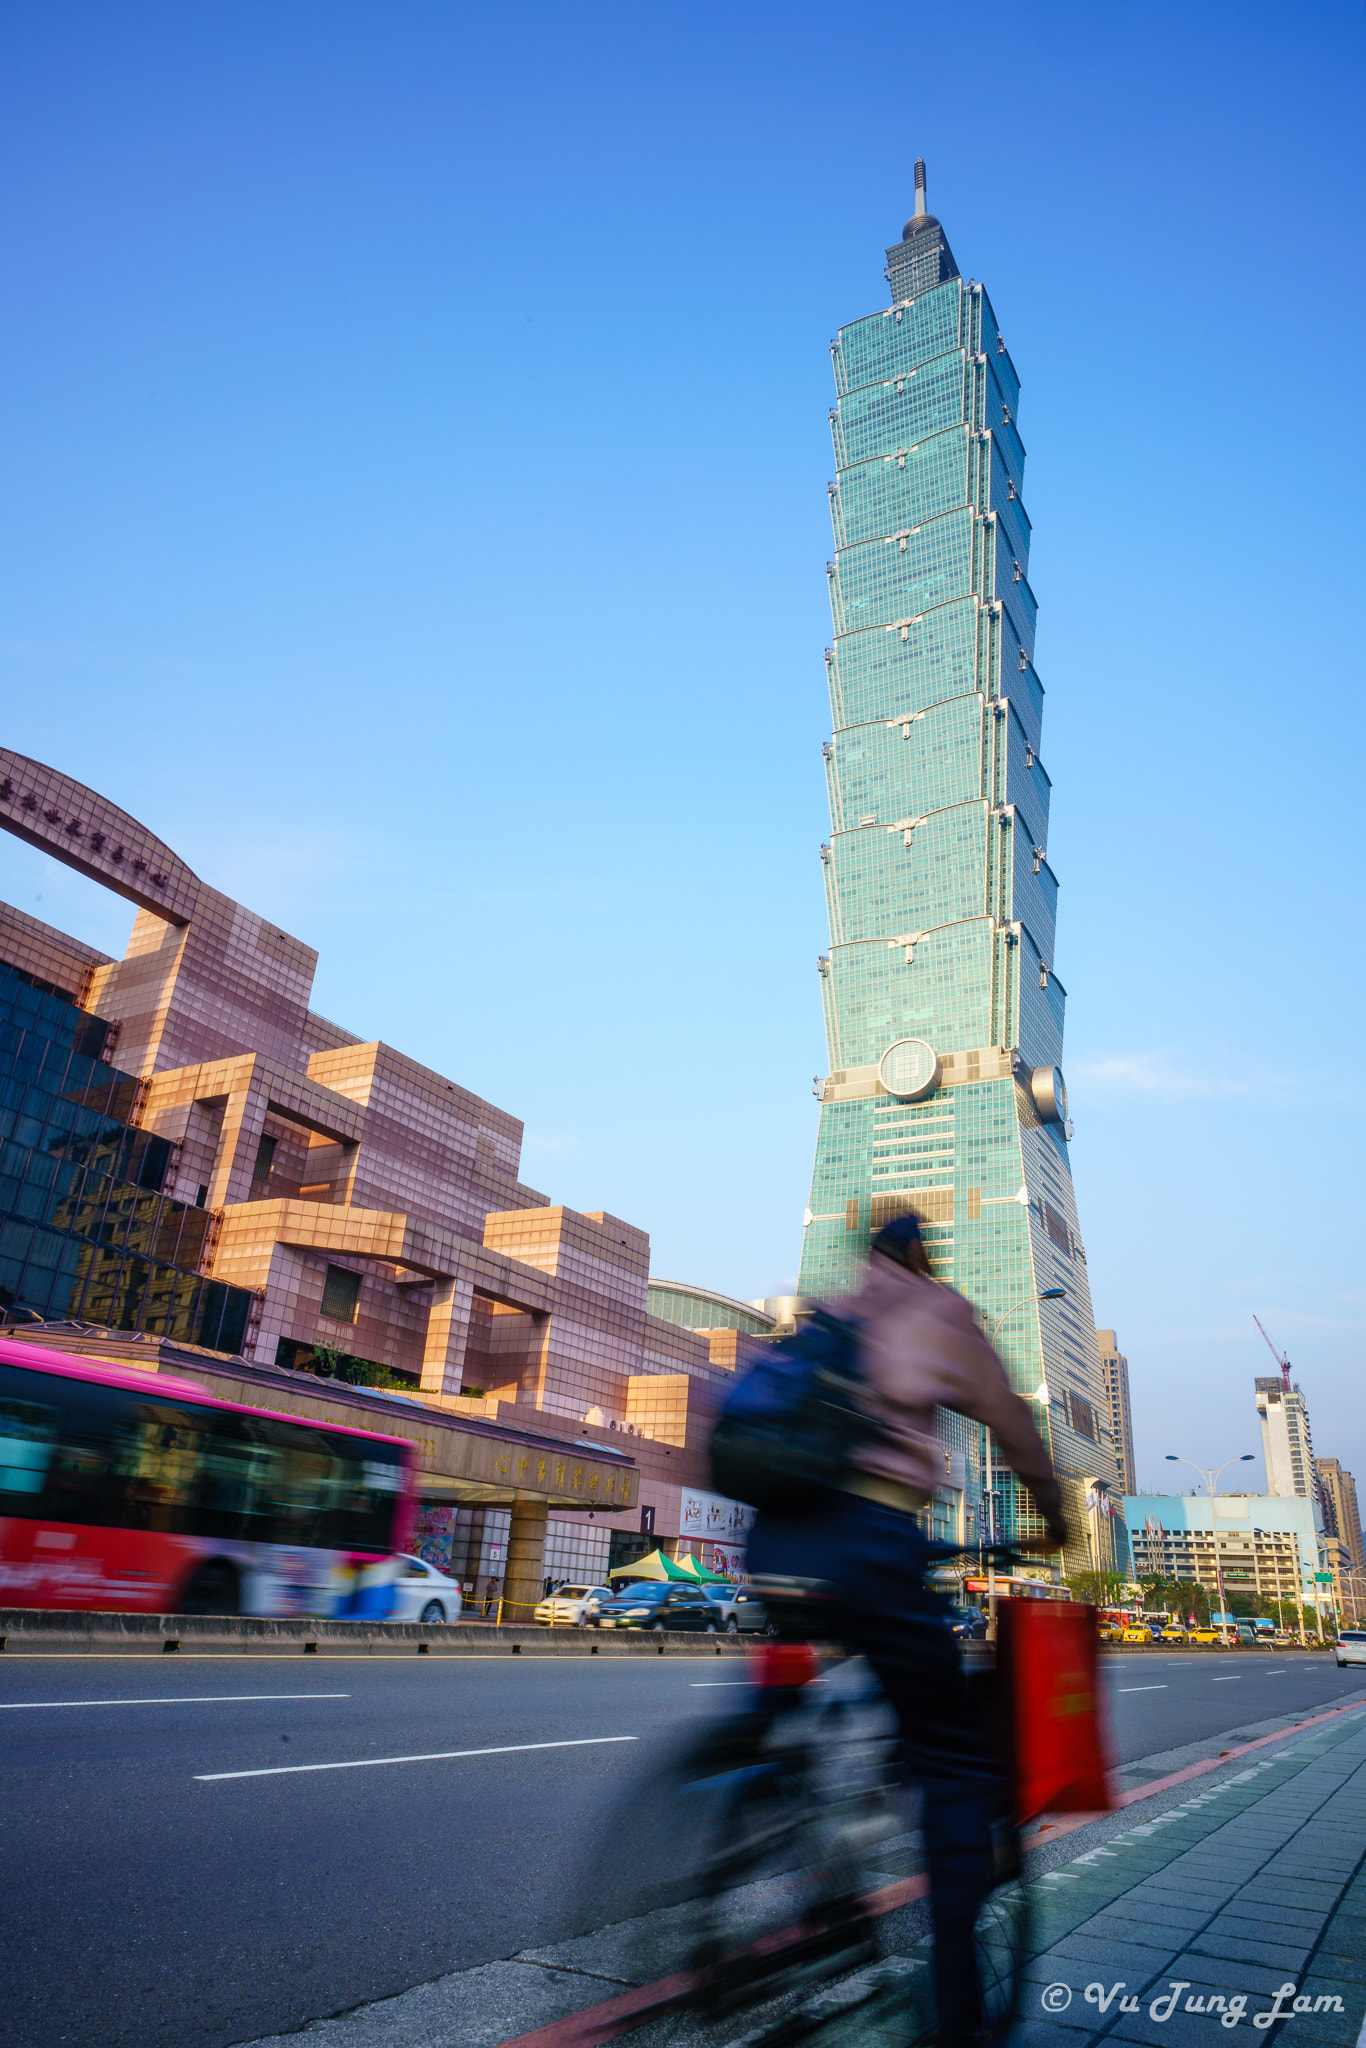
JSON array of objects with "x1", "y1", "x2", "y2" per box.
[
  {"x1": 1081, "y1": 1904, "x2": 1213, "y2": 1937},
  {"x1": 1237, "y1": 1879, "x2": 1344, "y2": 1907},
  {"x1": 1040, "y1": 1934, "x2": 1185, "y2": 1972},
  {"x1": 1010, "y1": 2014, "x2": 1104, "y2": 2046},
  {"x1": 1213, "y1": 1905, "x2": 1328, "y2": 1935},
  {"x1": 1108, "y1": 2004, "x2": 1245, "y2": 2048},
  {"x1": 1188, "y1": 1932, "x2": 1315, "y2": 1969},
  {"x1": 1308, "y1": 1951, "x2": 1366, "y2": 1985}
]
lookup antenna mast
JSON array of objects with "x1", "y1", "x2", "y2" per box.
[{"x1": 1253, "y1": 1314, "x2": 1292, "y2": 1392}]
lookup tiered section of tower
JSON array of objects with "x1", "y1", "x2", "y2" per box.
[{"x1": 799, "y1": 201, "x2": 1123, "y2": 1555}]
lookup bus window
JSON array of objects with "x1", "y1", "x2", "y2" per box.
[
  {"x1": 107, "y1": 1402, "x2": 205, "y2": 1532},
  {"x1": 241, "y1": 1420, "x2": 347, "y2": 1546},
  {"x1": 0, "y1": 1390, "x2": 59, "y2": 1500}
]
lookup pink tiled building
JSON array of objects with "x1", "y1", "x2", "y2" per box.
[{"x1": 0, "y1": 750, "x2": 767, "y2": 1592}]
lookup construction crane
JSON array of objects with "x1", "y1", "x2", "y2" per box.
[{"x1": 1253, "y1": 1314, "x2": 1291, "y2": 1391}]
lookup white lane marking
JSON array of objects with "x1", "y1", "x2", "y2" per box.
[
  {"x1": 0, "y1": 1693, "x2": 350, "y2": 1710},
  {"x1": 1119, "y1": 1685, "x2": 1169, "y2": 1693},
  {"x1": 1212, "y1": 1676, "x2": 1241, "y2": 1682},
  {"x1": 195, "y1": 1734, "x2": 638, "y2": 1781},
  {"x1": 690, "y1": 1682, "x2": 751, "y2": 1688}
]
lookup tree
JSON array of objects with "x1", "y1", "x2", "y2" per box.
[
  {"x1": 1139, "y1": 1574, "x2": 1211, "y2": 1625},
  {"x1": 310, "y1": 1345, "x2": 412, "y2": 1390},
  {"x1": 1065, "y1": 1570, "x2": 1126, "y2": 1608}
]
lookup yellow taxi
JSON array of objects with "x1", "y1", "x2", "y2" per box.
[
  {"x1": 1096, "y1": 1621, "x2": 1123, "y2": 1642},
  {"x1": 1188, "y1": 1625, "x2": 1223, "y2": 1643},
  {"x1": 1159, "y1": 1624, "x2": 1188, "y2": 1642},
  {"x1": 1121, "y1": 1624, "x2": 1153, "y2": 1642}
]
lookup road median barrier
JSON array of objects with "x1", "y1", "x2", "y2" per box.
[{"x1": 0, "y1": 1608, "x2": 752, "y2": 1657}]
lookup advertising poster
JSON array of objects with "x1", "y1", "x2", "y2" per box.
[
  {"x1": 412, "y1": 1505, "x2": 456, "y2": 1571},
  {"x1": 680, "y1": 1489, "x2": 755, "y2": 1541}
]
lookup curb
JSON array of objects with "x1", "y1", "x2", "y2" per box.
[{"x1": 0, "y1": 1608, "x2": 751, "y2": 1657}]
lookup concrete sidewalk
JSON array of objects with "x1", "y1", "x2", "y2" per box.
[
  {"x1": 233, "y1": 1696, "x2": 1366, "y2": 2048},
  {"x1": 813, "y1": 1704, "x2": 1366, "y2": 2048}
]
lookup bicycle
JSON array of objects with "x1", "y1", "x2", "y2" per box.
[{"x1": 572, "y1": 1543, "x2": 1038, "y2": 2047}]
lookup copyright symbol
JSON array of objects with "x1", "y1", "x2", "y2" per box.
[{"x1": 1041, "y1": 1984, "x2": 1073, "y2": 2013}]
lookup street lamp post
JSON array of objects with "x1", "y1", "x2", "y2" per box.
[
  {"x1": 1164, "y1": 1453, "x2": 1258, "y2": 1644},
  {"x1": 978, "y1": 1286, "x2": 1066, "y2": 1636}
]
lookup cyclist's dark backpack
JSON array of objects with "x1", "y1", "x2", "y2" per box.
[{"x1": 708, "y1": 1309, "x2": 878, "y2": 1516}]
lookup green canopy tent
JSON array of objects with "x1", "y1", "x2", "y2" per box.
[
  {"x1": 607, "y1": 1549, "x2": 732, "y2": 1584},
  {"x1": 607, "y1": 1548, "x2": 696, "y2": 1583},
  {"x1": 675, "y1": 1552, "x2": 733, "y2": 1583}
]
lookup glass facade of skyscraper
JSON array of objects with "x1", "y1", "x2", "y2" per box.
[
  {"x1": 799, "y1": 174, "x2": 1120, "y2": 1542},
  {"x1": 0, "y1": 961, "x2": 252, "y2": 1351}
]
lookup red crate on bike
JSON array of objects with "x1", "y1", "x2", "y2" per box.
[{"x1": 996, "y1": 1599, "x2": 1112, "y2": 1822}]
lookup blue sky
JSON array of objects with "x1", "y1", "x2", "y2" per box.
[{"x1": 1, "y1": 3, "x2": 1362, "y2": 1494}]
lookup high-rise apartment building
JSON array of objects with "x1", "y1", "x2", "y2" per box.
[
  {"x1": 1316, "y1": 1458, "x2": 1365, "y2": 1624},
  {"x1": 1256, "y1": 1376, "x2": 1316, "y2": 1499},
  {"x1": 1096, "y1": 1328, "x2": 1136, "y2": 1493},
  {"x1": 1316, "y1": 1458, "x2": 1364, "y2": 1560},
  {"x1": 799, "y1": 164, "x2": 1118, "y2": 1546}
]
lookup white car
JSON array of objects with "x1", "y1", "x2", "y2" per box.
[
  {"x1": 534, "y1": 1583, "x2": 613, "y2": 1626},
  {"x1": 391, "y1": 1554, "x2": 463, "y2": 1624},
  {"x1": 1335, "y1": 1629, "x2": 1366, "y2": 1667}
]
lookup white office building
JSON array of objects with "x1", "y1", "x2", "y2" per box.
[{"x1": 1124, "y1": 1492, "x2": 1331, "y2": 1627}]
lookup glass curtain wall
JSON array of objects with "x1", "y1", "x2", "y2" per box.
[
  {"x1": 799, "y1": 212, "x2": 1118, "y2": 1542},
  {"x1": 0, "y1": 960, "x2": 252, "y2": 1352}
]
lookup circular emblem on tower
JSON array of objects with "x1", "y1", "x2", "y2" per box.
[
  {"x1": 877, "y1": 1037, "x2": 941, "y2": 1102},
  {"x1": 1030, "y1": 1065, "x2": 1068, "y2": 1125}
]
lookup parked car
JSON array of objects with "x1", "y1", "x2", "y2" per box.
[
  {"x1": 1120, "y1": 1624, "x2": 1154, "y2": 1643},
  {"x1": 704, "y1": 1584, "x2": 771, "y2": 1634},
  {"x1": 1188, "y1": 1626, "x2": 1224, "y2": 1643},
  {"x1": 391, "y1": 1554, "x2": 463, "y2": 1623},
  {"x1": 1335, "y1": 1629, "x2": 1366, "y2": 1668},
  {"x1": 728, "y1": 1586, "x2": 772, "y2": 1634},
  {"x1": 1159, "y1": 1624, "x2": 1189, "y2": 1642},
  {"x1": 533, "y1": 1583, "x2": 612, "y2": 1626},
  {"x1": 592, "y1": 1582, "x2": 725, "y2": 1632},
  {"x1": 1097, "y1": 1621, "x2": 1124, "y2": 1643}
]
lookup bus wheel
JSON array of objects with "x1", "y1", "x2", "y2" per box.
[{"x1": 178, "y1": 1563, "x2": 240, "y2": 1616}]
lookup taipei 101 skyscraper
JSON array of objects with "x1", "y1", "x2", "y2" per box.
[{"x1": 800, "y1": 164, "x2": 1122, "y2": 1555}]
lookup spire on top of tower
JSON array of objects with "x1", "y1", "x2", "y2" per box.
[
  {"x1": 887, "y1": 156, "x2": 959, "y2": 302},
  {"x1": 902, "y1": 157, "x2": 940, "y2": 240}
]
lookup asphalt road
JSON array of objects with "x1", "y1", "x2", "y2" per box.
[{"x1": 2, "y1": 1649, "x2": 1362, "y2": 2048}]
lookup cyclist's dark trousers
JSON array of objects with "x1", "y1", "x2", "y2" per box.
[{"x1": 748, "y1": 1495, "x2": 1007, "y2": 2040}]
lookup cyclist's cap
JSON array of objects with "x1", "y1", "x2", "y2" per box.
[{"x1": 870, "y1": 1211, "x2": 923, "y2": 1261}]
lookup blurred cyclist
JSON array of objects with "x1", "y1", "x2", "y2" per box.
[{"x1": 746, "y1": 1208, "x2": 1068, "y2": 2046}]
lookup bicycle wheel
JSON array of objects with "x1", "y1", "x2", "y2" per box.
[
  {"x1": 565, "y1": 1687, "x2": 899, "y2": 2044},
  {"x1": 973, "y1": 1820, "x2": 1031, "y2": 2044}
]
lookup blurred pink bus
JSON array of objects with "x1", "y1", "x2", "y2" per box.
[{"x1": 0, "y1": 1336, "x2": 416, "y2": 1618}]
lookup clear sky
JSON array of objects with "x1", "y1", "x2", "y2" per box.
[{"x1": 1, "y1": 3, "x2": 1362, "y2": 1498}]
